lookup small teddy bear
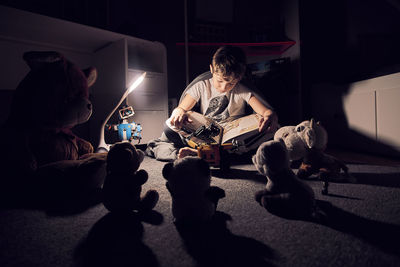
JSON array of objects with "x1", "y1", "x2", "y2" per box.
[
  {"x1": 102, "y1": 142, "x2": 159, "y2": 213},
  {"x1": 162, "y1": 156, "x2": 225, "y2": 225},
  {"x1": 252, "y1": 140, "x2": 320, "y2": 220}
]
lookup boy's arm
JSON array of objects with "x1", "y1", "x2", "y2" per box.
[
  {"x1": 248, "y1": 96, "x2": 278, "y2": 133},
  {"x1": 170, "y1": 94, "x2": 197, "y2": 129}
]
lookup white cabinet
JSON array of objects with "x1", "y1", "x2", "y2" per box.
[
  {"x1": 311, "y1": 72, "x2": 400, "y2": 156},
  {"x1": 0, "y1": 5, "x2": 168, "y2": 147},
  {"x1": 376, "y1": 86, "x2": 400, "y2": 149},
  {"x1": 343, "y1": 89, "x2": 376, "y2": 140},
  {"x1": 343, "y1": 72, "x2": 400, "y2": 152}
]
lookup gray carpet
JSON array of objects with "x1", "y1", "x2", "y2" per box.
[{"x1": 1, "y1": 156, "x2": 400, "y2": 267}]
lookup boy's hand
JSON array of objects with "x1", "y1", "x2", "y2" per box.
[
  {"x1": 259, "y1": 111, "x2": 278, "y2": 133},
  {"x1": 170, "y1": 107, "x2": 190, "y2": 129}
]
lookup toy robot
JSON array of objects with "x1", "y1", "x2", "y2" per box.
[{"x1": 106, "y1": 105, "x2": 142, "y2": 143}]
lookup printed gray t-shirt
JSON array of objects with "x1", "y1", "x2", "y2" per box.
[{"x1": 185, "y1": 78, "x2": 253, "y2": 126}]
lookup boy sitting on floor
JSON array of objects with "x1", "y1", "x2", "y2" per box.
[{"x1": 165, "y1": 46, "x2": 279, "y2": 159}]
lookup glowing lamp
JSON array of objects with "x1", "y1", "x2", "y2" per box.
[{"x1": 97, "y1": 72, "x2": 146, "y2": 152}]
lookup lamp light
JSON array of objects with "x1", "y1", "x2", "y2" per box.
[{"x1": 97, "y1": 72, "x2": 146, "y2": 152}]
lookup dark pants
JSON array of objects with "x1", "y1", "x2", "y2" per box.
[{"x1": 163, "y1": 123, "x2": 186, "y2": 148}]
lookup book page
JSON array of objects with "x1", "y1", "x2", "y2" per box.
[{"x1": 221, "y1": 113, "x2": 261, "y2": 144}]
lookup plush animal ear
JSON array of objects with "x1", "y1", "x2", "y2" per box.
[
  {"x1": 136, "y1": 149, "x2": 145, "y2": 163},
  {"x1": 310, "y1": 118, "x2": 315, "y2": 128},
  {"x1": 83, "y1": 66, "x2": 97, "y2": 88},
  {"x1": 303, "y1": 127, "x2": 316, "y2": 149},
  {"x1": 23, "y1": 51, "x2": 63, "y2": 70},
  {"x1": 162, "y1": 162, "x2": 174, "y2": 180},
  {"x1": 309, "y1": 118, "x2": 328, "y2": 150}
]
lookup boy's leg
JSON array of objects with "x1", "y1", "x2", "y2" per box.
[
  {"x1": 163, "y1": 122, "x2": 186, "y2": 147},
  {"x1": 163, "y1": 119, "x2": 198, "y2": 158}
]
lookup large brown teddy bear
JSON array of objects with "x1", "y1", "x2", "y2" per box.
[{"x1": 0, "y1": 51, "x2": 106, "y2": 208}]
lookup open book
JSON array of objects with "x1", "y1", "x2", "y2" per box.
[{"x1": 169, "y1": 111, "x2": 264, "y2": 146}]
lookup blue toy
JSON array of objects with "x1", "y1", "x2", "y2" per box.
[{"x1": 106, "y1": 105, "x2": 142, "y2": 143}]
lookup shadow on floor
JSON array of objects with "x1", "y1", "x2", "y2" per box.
[
  {"x1": 175, "y1": 211, "x2": 278, "y2": 267},
  {"x1": 75, "y1": 211, "x2": 163, "y2": 267}
]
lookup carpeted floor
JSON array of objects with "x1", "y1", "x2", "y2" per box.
[{"x1": 1, "y1": 153, "x2": 400, "y2": 267}]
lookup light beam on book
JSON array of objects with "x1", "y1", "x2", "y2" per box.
[{"x1": 97, "y1": 72, "x2": 146, "y2": 152}]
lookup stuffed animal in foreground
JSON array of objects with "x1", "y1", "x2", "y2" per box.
[
  {"x1": 274, "y1": 118, "x2": 353, "y2": 194},
  {"x1": 0, "y1": 51, "x2": 108, "y2": 208},
  {"x1": 162, "y1": 156, "x2": 225, "y2": 225},
  {"x1": 253, "y1": 140, "x2": 321, "y2": 220},
  {"x1": 102, "y1": 142, "x2": 159, "y2": 213},
  {"x1": 1, "y1": 51, "x2": 98, "y2": 179}
]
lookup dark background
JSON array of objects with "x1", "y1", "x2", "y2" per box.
[{"x1": 1, "y1": 0, "x2": 399, "y2": 140}]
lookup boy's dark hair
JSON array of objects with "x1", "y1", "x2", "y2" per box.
[{"x1": 212, "y1": 46, "x2": 246, "y2": 80}]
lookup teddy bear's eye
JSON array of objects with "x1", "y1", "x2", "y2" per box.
[{"x1": 296, "y1": 126, "x2": 305, "y2": 132}]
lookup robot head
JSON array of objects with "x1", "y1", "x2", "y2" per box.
[{"x1": 118, "y1": 105, "x2": 135, "y2": 120}]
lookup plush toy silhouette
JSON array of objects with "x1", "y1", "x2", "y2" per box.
[
  {"x1": 274, "y1": 119, "x2": 352, "y2": 194},
  {"x1": 0, "y1": 51, "x2": 108, "y2": 208},
  {"x1": 252, "y1": 140, "x2": 321, "y2": 220},
  {"x1": 162, "y1": 156, "x2": 225, "y2": 224},
  {"x1": 1, "y1": 51, "x2": 98, "y2": 178},
  {"x1": 102, "y1": 142, "x2": 159, "y2": 213}
]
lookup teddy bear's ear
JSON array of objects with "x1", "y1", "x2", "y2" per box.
[
  {"x1": 162, "y1": 162, "x2": 174, "y2": 180},
  {"x1": 83, "y1": 67, "x2": 97, "y2": 88},
  {"x1": 136, "y1": 149, "x2": 144, "y2": 163},
  {"x1": 23, "y1": 51, "x2": 64, "y2": 70}
]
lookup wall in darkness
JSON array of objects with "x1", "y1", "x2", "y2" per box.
[
  {"x1": 299, "y1": 0, "x2": 400, "y2": 118},
  {"x1": 184, "y1": 0, "x2": 285, "y2": 80}
]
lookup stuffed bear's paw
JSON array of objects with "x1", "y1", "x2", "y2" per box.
[
  {"x1": 134, "y1": 169, "x2": 149, "y2": 185},
  {"x1": 139, "y1": 190, "x2": 159, "y2": 212},
  {"x1": 76, "y1": 138, "x2": 94, "y2": 155},
  {"x1": 205, "y1": 186, "x2": 226, "y2": 204}
]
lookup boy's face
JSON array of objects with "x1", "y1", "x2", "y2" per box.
[{"x1": 210, "y1": 64, "x2": 240, "y2": 93}]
